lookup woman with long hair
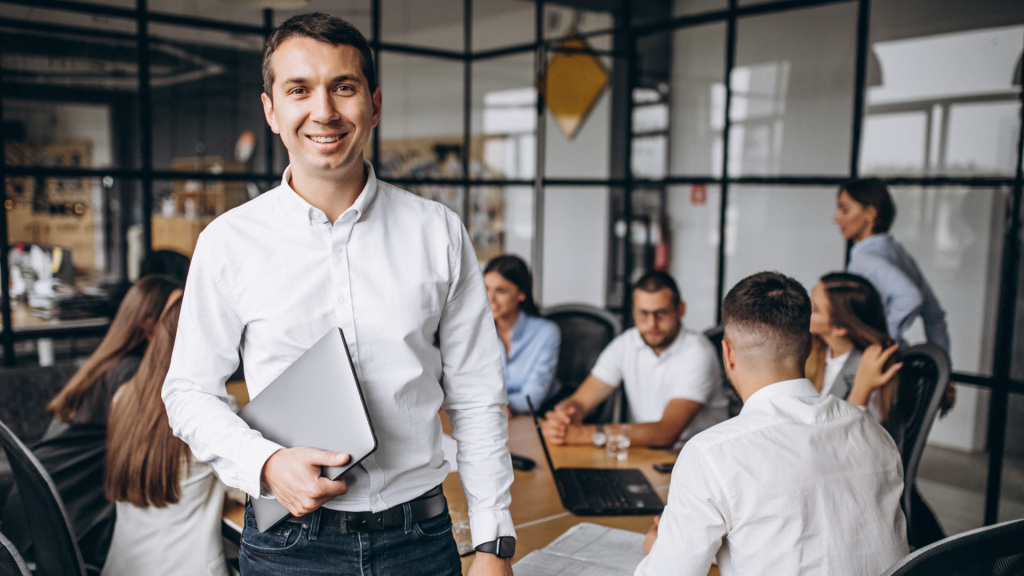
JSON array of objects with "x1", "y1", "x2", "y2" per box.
[
  {"x1": 1, "y1": 275, "x2": 182, "y2": 568},
  {"x1": 483, "y1": 255, "x2": 561, "y2": 414},
  {"x1": 102, "y1": 293, "x2": 229, "y2": 576},
  {"x1": 806, "y1": 272, "x2": 907, "y2": 424}
]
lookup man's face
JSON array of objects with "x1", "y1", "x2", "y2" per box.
[
  {"x1": 632, "y1": 288, "x2": 684, "y2": 351},
  {"x1": 261, "y1": 38, "x2": 381, "y2": 181}
]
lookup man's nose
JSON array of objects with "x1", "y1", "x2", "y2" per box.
[{"x1": 311, "y1": 89, "x2": 339, "y2": 123}]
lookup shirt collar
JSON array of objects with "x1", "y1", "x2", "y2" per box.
[
  {"x1": 741, "y1": 378, "x2": 820, "y2": 413},
  {"x1": 278, "y1": 160, "x2": 379, "y2": 227},
  {"x1": 850, "y1": 233, "x2": 889, "y2": 256}
]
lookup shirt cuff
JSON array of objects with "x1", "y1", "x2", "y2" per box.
[
  {"x1": 238, "y1": 436, "x2": 285, "y2": 499},
  {"x1": 468, "y1": 508, "x2": 516, "y2": 549}
]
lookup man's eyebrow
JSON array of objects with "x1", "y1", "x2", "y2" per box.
[
  {"x1": 331, "y1": 74, "x2": 362, "y2": 84},
  {"x1": 280, "y1": 76, "x2": 307, "y2": 86}
]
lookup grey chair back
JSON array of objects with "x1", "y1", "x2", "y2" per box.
[
  {"x1": 0, "y1": 363, "x2": 80, "y2": 446},
  {"x1": 0, "y1": 418, "x2": 87, "y2": 576},
  {"x1": 541, "y1": 304, "x2": 623, "y2": 421},
  {"x1": 0, "y1": 531, "x2": 31, "y2": 576},
  {"x1": 881, "y1": 518, "x2": 1024, "y2": 576},
  {"x1": 892, "y1": 343, "x2": 950, "y2": 545}
]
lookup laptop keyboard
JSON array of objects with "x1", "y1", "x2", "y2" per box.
[{"x1": 577, "y1": 471, "x2": 631, "y2": 509}]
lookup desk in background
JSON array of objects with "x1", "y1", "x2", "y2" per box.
[{"x1": 220, "y1": 391, "x2": 718, "y2": 576}]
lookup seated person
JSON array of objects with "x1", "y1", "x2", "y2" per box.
[
  {"x1": 541, "y1": 271, "x2": 727, "y2": 449},
  {"x1": 0, "y1": 275, "x2": 182, "y2": 569},
  {"x1": 102, "y1": 293, "x2": 229, "y2": 576},
  {"x1": 807, "y1": 272, "x2": 906, "y2": 425},
  {"x1": 636, "y1": 271, "x2": 908, "y2": 576},
  {"x1": 484, "y1": 255, "x2": 561, "y2": 415}
]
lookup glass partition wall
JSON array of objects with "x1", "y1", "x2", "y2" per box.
[{"x1": 1, "y1": 0, "x2": 1022, "y2": 532}]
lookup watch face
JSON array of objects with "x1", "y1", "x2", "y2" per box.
[{"x1": 592, "y1": 431, "x2": 607, "y2": 446}]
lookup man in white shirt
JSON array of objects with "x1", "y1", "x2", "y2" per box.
[
  {"x1": 541, "y1": 271, "x2": 727, "y2": 449},
  {"x1": 636, "y1": 271, "x2": 908, "y2": 576},
  {"x1": 161, "y1": 13, "x2": 513, "y2": 576}
]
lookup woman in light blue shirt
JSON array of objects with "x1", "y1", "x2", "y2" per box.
[
  {"x1": 483, "y1": 255, "x2": 561, "y2": 415},
  {"x1": 833, "y1": 178, "x2": 950, "y2": 353}
]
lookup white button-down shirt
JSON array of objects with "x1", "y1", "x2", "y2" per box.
[
  {"x1": 635, "y1": 379, "x2": 908, "y2": 576},
  {"x1": 162, "y1": 162, "x2": 514, "y2": 546},
  {"x1": 590, "y1": 327, "x2": 728, "y2": 446}
]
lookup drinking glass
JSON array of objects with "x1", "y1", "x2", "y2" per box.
[{"x1": 605, "y1": 424, "x2": 631, "y2": 461}]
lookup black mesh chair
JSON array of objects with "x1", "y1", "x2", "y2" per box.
[
  {"x1": 890, "y1": 344, "x2": 951, "y2": 548},
  {"x1": 881, "y1": 518, "x2": 1024, "y2": 576},
  {"x1": 0, "y1": 531, "x2": 31, "y2": 576},
  {"x1": 702, "y1": 326, "x2": 742, "y2": 417},
  {"x1": 0, "y1": 418, "x2": 91, "y2": 576},
  {"x1": 541, "y1": 304, "x2": 623, "y2": 423},
  {"x1": 139, "y1": 249, "x2": 190, "y2": 285}
]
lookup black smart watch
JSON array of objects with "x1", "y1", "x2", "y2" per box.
[{"x1": 475, "y1": 536, "x2": 516, "y2": 558}]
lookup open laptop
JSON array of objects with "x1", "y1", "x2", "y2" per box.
[
  {"x1": 527, "y1": 398, "x2": 664, "y2": 516},
  {"x1": 238, "y1": 328, "x2": 377, "y2": 532}
]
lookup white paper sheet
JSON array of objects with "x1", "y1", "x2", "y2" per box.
[{"x1": 512, "y1": 523, "x2": 647, "y2": 576}]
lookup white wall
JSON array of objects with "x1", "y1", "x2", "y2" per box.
[{"x1": 542, "y1": 187, "x2": 609, "y2": 309}]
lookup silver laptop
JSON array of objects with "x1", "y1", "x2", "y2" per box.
[{"x1": 238, "y1": 328, "x2": 377, "y2": 532}]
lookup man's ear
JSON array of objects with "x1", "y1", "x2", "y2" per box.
[
  {"x1": 677, "y1": 300, "x2": 686, "y2": 320},
  {"x1": 261, "y1": 92, "x2": 280, "y2": 134},
  {"x1": 722, "y1": 338, "x2": 736, "y2": 371},
  {"x1": 370, "y1": 86, "x2": 382, "y2": 128}
]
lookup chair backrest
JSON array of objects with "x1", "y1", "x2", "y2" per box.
[
  {"x1": 542, "y1": 304, "x2": 623, "y2": 420},
  {"x1": 0, "y1": 531, "x2": 31, "y2": 576},
  {"x1": 0, "y1": 363, "x2": 80, "y2": 445},
  {"x1": 881, "y1": 518, "x2": 1024, "y2": 576},
  {"x1": 139, "y1": 249, "x2": 190, "y2": 285},
  {"x1": 0, "y1": 418, "x2": 86, "y2": 576},
  {"x1": 702, "y1": 326, "x2": 742, "y2": 417},
  {"x1": 892, "y1": 343, "x2": 950, "y2": 543}
]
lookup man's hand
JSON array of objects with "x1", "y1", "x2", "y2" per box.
[
  {"x1": 260, "y1": 447, "x2": 351, "y2": 516},
  {"x1": 643, "y1": 515, "x2": 660, "y2": 555},
  {"x1": 540, "y1": 402, "x2": 578, "y2": 445},
  {"x1": 468, "y1": 552, "x2": 513, "y2": 576}
]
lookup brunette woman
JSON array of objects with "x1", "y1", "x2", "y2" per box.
[
  {"x1": 483, "y1": 255, "x2": 561, "y2": 414},
  {"x1": 102, "y1": 293, "x2": 229, "y2": 576},
  {"x1": 0, "y1": 275, "x2": 182, "y2": 568}
]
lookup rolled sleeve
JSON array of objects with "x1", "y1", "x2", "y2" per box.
[
  {"x1": 162, "y1": 233, "x2": 283, "y2": 498},
  {"x1": 438, "y1": 218, "x2": 515, "y2": 546}
]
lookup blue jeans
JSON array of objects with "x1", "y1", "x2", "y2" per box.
[{"x1": 239, "y1": 500, "x2": 462, "y2": 576}]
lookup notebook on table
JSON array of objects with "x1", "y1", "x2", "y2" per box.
[
  {"x1": 527, "y1": 398, "x2": 663, "y2": 516},
  {"x1": 238, "y1": 328, "x2": 377, "y2": 532}
]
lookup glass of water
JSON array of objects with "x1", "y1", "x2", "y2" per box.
[
  {"x1": 605, "y1": 424, "x2": 631, "y2": 461},
  {"x1": 450, "y1": 508, "x2": 474, "y2": 556}
]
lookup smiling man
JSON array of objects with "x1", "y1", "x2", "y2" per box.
[
  {"x1": 162, "y1": 13, "x2": 515, "y2": 576},
  {"x1": 540, "y1": 271, "x2": 727, "y2": 449}
]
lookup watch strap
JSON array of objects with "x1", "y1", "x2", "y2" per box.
[{"x1": 475, "y1": 536, "x2": 516, "y2": 558}]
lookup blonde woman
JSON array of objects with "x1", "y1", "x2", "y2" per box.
[{"x1": 102, "y1": 292, "x2": 228, "y2": 576}]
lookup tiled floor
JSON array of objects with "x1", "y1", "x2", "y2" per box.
[{"x1": 916, "y1": 445, "x2": 1024, "y2": 536}]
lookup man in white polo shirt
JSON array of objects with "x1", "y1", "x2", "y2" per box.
[{"x1": 541, "y1": 271, "x2": 727, "y2": 449}]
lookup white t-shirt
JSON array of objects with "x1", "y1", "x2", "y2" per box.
[
  {"x1": 821, "y1": 348, "x2": 851, "y2": 397},
  {"x1": 590, "y1": 326, "x2": 728, "y2": 446}
]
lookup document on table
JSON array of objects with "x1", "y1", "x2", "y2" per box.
[{"x1": 512, "y1": 523, "x2": 647, "y2": 576}]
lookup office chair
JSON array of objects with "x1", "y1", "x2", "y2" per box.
[
  {"x1": 889, "y1": 343, "x2": 951, "y2": 549},
  {"x1": 139, "y1": 249, "x2": 190, "y2": 285},
  {"x1": 0, "y1": 418, "x2": 92, "y2": 576},
  {"x1": 0, "y1": 362, "x2": 80, "y2": 446},
  {"x1": 702, "y1": 326, "x2": 741, "y2": 417},
  {"x1": 0, "y1": 531, "x2": 31, "y2": 576},
  {"x1": 541, "y1": 304, "x2": 624, "y2": 423},
  {"x1": 881, "y1": 518, "x2": 1024, "y2": 576}
]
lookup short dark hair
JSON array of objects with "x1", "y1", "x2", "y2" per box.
[
  {"x1": 721, "y1": 271, "x2": 811, "y2": 360},
  {"x1": 484, "y1": 254, "x2": 539, "y2": 316},
  {"x1": 634, "y1": 271, "x2": 681, "y2": 306},
  {"x1": 841, "y1": 178, "x2": 896, "y2": 233},
  {"x1": 262, "y1": 13, "x2": 377, "y2": 99}
]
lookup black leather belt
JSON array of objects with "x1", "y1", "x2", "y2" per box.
[{"x1": 286, "y1": 485, "x2": 447, "y2": 534}]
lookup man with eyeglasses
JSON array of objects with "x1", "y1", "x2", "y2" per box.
[{"x1": 541, "y1": 271, "x2": 728, "y2": 449}]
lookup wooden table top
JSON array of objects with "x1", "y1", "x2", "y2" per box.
[{"x1": 222, "y1": 408, "x2": 718, "y2": 575}]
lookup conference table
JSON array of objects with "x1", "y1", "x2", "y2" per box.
[{"x1": 222, "y1": 396, "x2": 718, "y2": 575}]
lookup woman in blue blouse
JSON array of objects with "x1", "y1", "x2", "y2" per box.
[{"x1": 483, "y1": 255, "x2": 561, "y2": 415}]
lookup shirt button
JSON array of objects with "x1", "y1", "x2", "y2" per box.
[
  {"x1": 334, "y1": 245, "x2": 343, "y2": 254},
  {"x1": 338, "y1": 295, "x2": 348, "y2": 305}
]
